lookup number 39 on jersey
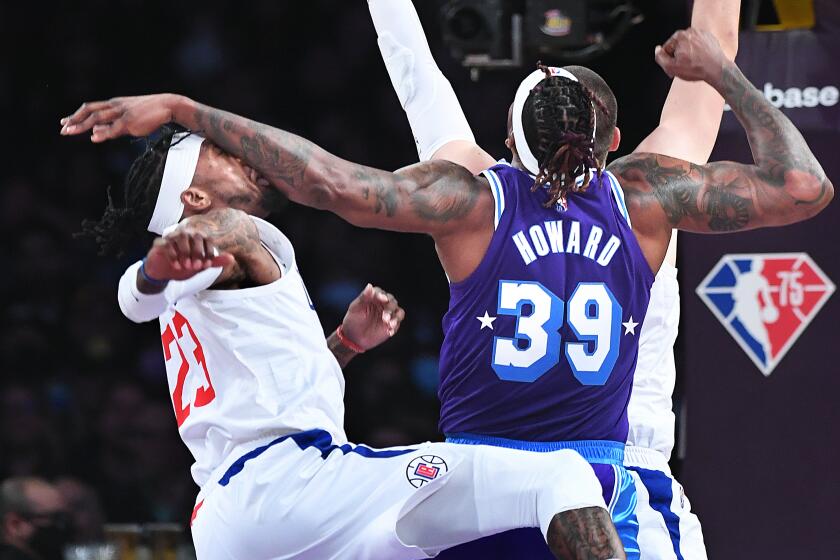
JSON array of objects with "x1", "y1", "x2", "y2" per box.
[{"x1": 491, "y1": 280, "x2": 622, "y2": 386}]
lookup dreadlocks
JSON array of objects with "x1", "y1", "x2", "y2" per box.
[
  {"x1": 77, "y1": 125, "x2": 185, "y2": 256},
  {"x1": 522, "y1": 64, "x2": 607, "y2": 209}
]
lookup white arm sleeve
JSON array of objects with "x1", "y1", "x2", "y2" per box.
[
  {"x1": 117, "y1": 261, "x2": 222, "y2": 323},
  {"x1": 368, "y1": 0, "x2": 475, "y2": 161}
]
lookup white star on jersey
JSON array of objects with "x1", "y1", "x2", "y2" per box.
[
  {"x1": 477, "y1": 311, "x2": 497, "y2": 330},
  {"x1": 622, "y1": 316, "x2": 639, "y2": 335}
]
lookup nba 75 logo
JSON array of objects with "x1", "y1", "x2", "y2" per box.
[{"x1": 696, "y1": 253, "x2": 835, "y2": 376}]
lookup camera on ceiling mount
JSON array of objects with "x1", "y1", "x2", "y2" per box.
[{"x1": 440, "y1": 0, "x2": 643, "y2": 79}]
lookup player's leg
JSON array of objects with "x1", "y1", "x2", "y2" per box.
[
  {"x1": 192, "y1": 433, "x2": 623, "y2": 559},
  {"x1": 625, "y1": 447, "x2": 707, "y2": 560},
  {"x1": 395, "y1": 443, "x2": 625, "y2": 559}
]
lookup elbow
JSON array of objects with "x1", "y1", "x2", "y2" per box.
[
  {"x1": 793, "y1": 175, "x2": 834, "y2": 220},
  {"x1": 822, "y1": 177, "x2": 835, "y2": 208}
]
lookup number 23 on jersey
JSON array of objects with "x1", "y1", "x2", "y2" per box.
[
  {"x1": 161, "y1": 311, "x2": 216, "y2": 426},
  {"x1": 492, "y1": 280, "x2": 622, "y2": 385}
]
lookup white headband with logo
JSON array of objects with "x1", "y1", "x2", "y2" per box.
[
  {"x1": 147, "y1": 132, "x2": 205, "y2": 235},
  {"x1": 511, "y1": 67, "x2": 595, "y2": 176}
]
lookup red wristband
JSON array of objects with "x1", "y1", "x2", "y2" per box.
[{"x1": 336, "y1": 325, "x2": 365, "y2": 354}]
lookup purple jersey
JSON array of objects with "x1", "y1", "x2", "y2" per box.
[{"x1": 438, "y1": 162, "x2": 654, "y2": 443}]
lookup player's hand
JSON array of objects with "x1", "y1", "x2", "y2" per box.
[
  {"x1": 144, "y1": 229, "x2": 235, "y2": 282},
  {"x1": 341, "y1": 284, "x2": 405, "y2": 351},
  {"x1": 654, "y1": 28, "x2": 728, "y2": 86},
  {"x1": 59, "y1": 94, "x2": 183, "y2": 142}
]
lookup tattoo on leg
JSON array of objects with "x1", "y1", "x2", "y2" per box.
[{"x1": 547, "y1": 507, "x2": 625, "y2": 560}]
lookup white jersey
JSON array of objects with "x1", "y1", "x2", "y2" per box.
[
  {"x1": 151, "y1": 218, "x2": 347, "y2": 487},
  {"x1": 627, "y1": 262, "x2": 680, "y2": 458}
]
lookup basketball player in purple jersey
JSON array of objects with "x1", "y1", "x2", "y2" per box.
[
  {"x1": 61, "y1": 26, "x2": 832, "y2": 558},
  {"x1": 367, "y1": 0, "x2": 737, "y2": 557}
]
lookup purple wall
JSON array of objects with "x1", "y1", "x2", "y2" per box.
[{"x1": 680, "y1": 30, "x2": 840, "y2": 558}]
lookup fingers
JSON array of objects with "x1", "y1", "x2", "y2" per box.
[
  {"x1": 359, "y1": 283, "x2": 375, "y2": 301},
  {"x1": 371, "y1": 287, "x2": 403, "y2": 336},
  {"x1": 661, "y1": 31, "x2": 680, "y2": 56},
  {"x1": 61, "y1": 100, "x2": 110, "y2": 126},
  {"x1": 203, "y1": 236, "x2": 217, "y2": 268},
  {"x1": 390, "y1": 306, "x2": 406, "y2": 336},
  {"x1": 164, "y1": 230, "x2": 225, "y2": 272},
  {"x1": 91, "y1": 121, "x2": 126, "y2": 143},
  {"x1": 60, "y1": 101, "x2": 120, "y2": 136},
  {"x1": 654, "y1": 45, "x2": 676, "y2": 78},
  {"x1": 210, "y1": 252, "x2": 236, "y2": 269}
]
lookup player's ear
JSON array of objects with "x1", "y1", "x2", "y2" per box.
[
  {"x1": 182, "y1": 187, "x2": 212, "y2": 212},
  {"x1": 609, "y1": 127, "x2": 621, "y2": 153}
]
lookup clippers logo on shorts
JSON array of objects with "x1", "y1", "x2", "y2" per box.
[
  {"x1": 696, "y1": 253, "x2": 835, "y2": 376},
  {"x1": 406, "y1": 455, "x2": 448, "y2": 488}
]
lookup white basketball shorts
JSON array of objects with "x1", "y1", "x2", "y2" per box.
[
  {"x1": 189, "y1": 429, "x2": 607, "y2": 559},
  {"x1": 624, "y1": 446, "x2": 707, "y2": 560}
]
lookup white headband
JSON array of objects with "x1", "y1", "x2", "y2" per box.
[
  {"x1": 511, "y1": 67, "x2": 595, "y2": 176},
  {"x1": 147, "y1": 132, "x2": 205, "y2": 235}
]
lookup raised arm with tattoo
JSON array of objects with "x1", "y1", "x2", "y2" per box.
[
  {"x1": 609, "y1": 28, "x2": 833, "y2": 270},
  {"x1": 62, "y1": 98, "x2": 489, "y2": 236},
  {"x1": 60, "y1": 96, "x2": 495, "y2": 281}
]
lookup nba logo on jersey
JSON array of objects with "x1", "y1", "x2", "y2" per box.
[{"x1": 696, "y1": 253, "x2": 835, "y2": 376}]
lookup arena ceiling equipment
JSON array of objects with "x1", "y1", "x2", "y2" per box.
[{"x1": 439, "y1": 0, "x2": 643, "y2": 78}]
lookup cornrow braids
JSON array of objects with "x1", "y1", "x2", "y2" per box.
[
  {"x1": 76, "y1": 125, "x2": 188, "y2": 256},
  {"x1": 522, "y1": 63, "x2": 603, "y2": 209}
]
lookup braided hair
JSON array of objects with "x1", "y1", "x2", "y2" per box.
[
  {"x1": 77, "y1": 125, "x2": 186, "y2": 256},
  {"x1": 522, "y1": 64, "x2": 608, "y2": 209}
]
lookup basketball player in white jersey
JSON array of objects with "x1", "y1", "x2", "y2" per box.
[
  {"x1": 64, "y1": 128, "x2": 625, "y2": 558},
  {"x1": 366, "y1": 0, "x2": 737, "y2": 557}
]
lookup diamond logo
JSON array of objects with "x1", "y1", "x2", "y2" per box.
[{"x1": 696, "y1": 253, "x2": 835, "y2": 376}]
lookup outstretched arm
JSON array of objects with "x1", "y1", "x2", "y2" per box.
[
  {"x1": 368, "y1": 0, "x2": 496, "y2": 174},
  {"x1": 633, "y1": 0, "x2": 740, "y2": 164},
  {"x1": 609, "y1": 29, "x2": 832, "y2": 270},
  {"x1": 60, "y1": 96, "x2": 493, "y2": 240}
]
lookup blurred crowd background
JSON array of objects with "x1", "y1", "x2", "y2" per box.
[{"x1": 2, "y1": 0, "x2": 836, "y2": 556}]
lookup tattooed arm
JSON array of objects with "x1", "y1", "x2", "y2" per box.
[
  {"x1": 181, "y1": 104, "x2": 493, "y2": 239},
  {"x1": 60, "y1": 95, "x2": 493, "y2": 239},
  {"x1": 142, "y1": 208, "x2": 281, "y2": 291},
  {"x1": 608, "y1": 29, "x2": 833, "y2": 271},
  {"x1": 61, "y1": 95, "x2": 495, "y2": 280}
]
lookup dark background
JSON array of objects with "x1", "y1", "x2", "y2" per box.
[{"x1": 0, "y1": 1, "x2": 837, "y2": 558}]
